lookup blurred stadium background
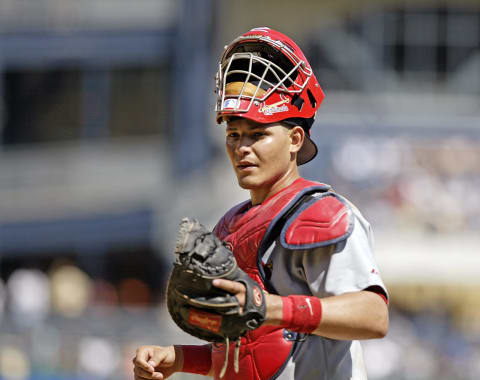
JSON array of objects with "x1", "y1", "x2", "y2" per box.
[{"x1": 0, "y1": 0, "x2": 479, "y2": 379}]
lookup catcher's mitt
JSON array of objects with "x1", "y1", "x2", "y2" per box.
[{"x1": 166, "y1": 217, "x2": 266, "y2": 343}]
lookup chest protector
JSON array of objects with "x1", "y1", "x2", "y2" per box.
[{"x1": 211, "y1": 178, "x2": 353, "y2": 380}]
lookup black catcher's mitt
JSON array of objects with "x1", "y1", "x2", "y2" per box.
[{"x1": 166, "y1": 217, "x2": 266, "y2": 343}]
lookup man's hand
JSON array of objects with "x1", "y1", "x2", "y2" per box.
[
  {"x1": 132, "y1": 345, "x2": 183, "y2": 380},
  {"x1": 212, "y1": 279, "x2": 247, "y2": 310},
  {"x1": 212, "y1": 279, "x2": 284, "y2": 325}
]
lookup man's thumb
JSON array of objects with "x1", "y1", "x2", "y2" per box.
[
  {"x1": 147, "y1": 351, "x2": 161, "y2": 370},
  {"x1": 148, "y1": 349, "x2": 171, "y2": 369}
]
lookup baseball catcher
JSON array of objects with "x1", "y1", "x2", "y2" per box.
[{"x1": 133, "y1": 27, "x2": 389, "y2": 380}]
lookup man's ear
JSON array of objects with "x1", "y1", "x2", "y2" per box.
[{"x1": 289, "y1": 126, "x2": 305, "y2": 154}]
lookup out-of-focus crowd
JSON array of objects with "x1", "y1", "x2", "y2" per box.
[
  {"x1": 0, "y1": 262, "x2": 185, "y2": 380},
  {"x1": 1, "y1": 264, "x2": 480, "y2": 380},
  {"x1": 364, "y1": 284, "x2": 480, "y2": 380},
  {"x1": 315, "y1": 134, "x2": 480, "y2": 234}
]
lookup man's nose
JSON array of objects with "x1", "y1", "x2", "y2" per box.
[{"x1": 236, "y1": 135, "x2": 253, "y2": 154}]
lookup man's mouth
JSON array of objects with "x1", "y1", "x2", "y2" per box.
[{"x1": 236, "y1": 162, "x2": 257, "y2": 169}]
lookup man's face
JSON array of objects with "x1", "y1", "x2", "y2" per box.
[{"x1": 225, "y1": 118, "x2": 296, "y2": 191}]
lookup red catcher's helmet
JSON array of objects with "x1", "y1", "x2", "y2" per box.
[{"x1": 215, "y1": 27, "x2": 325, "y2": 165}]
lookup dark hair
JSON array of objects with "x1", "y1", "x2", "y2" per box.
[{"x1": 282, "y1": 117, "x2": 314, "y2": 134}]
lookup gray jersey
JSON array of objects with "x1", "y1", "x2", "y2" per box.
[{"x1": 264, "y1": 206, "x2": 387, "y2": 380}]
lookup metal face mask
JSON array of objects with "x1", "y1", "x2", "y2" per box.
[{"x1": 215, "y1": 27, "x2": 324, "y2": 127}]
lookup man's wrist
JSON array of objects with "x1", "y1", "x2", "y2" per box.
[
  {"x1": 264, "y1": 293, "x2": 284, "y2": 324},
  {"x1": 172, "y1": 345, "x2": 184, "y2": 373},
  {"x1": 278, "y1": 295, "x2": 323, "y2": 333},
  {"x1": 180, "y1": 344, "x2": 212, "y2": 375}
]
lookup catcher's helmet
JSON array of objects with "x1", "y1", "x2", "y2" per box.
[{"x1": 215, "y1": 27, "x2": 325, "y2": 165}]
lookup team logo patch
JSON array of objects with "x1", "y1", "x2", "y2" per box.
[
  {"x1": 253, "y1": 286, "x2": 263, "y2": 307},
  {"x1": 224, "y1": 241, "x2": 234, "y2": 252},
  {"x1": 189, "y1": 309, "x2": 222, "y2": 333},
  {"x1": 223, "y1": 98, "x2": 239, "y2": 109},
  {"x1": 260, "y1": 95, "x2": 290, "y2": 116}
]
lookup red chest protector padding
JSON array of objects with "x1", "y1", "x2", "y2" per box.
[
  {"x1": 212, "y1": 178, "x2": 353, "y2": 380},
  {"x1": 280, "y1": 191, "x2": 354, "y2": 249}
]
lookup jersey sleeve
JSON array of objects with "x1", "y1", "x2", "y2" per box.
[{"x1": 302, "y1": 208, "x2": 388, "y2": 300}]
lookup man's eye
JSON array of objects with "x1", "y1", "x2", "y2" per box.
[
  {"x1": 227, "y1": 132, "x2": 239, "y2": 138},
  {"x1": 253, "y1": 132, "x2": 264, "y2": 138}
]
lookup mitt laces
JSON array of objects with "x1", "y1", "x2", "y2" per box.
[{"x1": 219, "y1": 337, "x2": 242, "y2": 378}]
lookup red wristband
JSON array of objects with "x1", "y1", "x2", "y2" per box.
[
  {"x1": 280, "y1": 295, "x2": 322, "y2": 334},
  {"x1": 181, "y1": 345, "x2": 212, "y2": 375}
]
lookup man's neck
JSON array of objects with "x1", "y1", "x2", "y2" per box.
[{"x1": 250, "y1": 169, "x2": 301, "y2": 206}]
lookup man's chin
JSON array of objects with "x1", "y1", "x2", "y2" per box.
[{"x1": 236, "y1": 177, "x2": 259, "y2": 190}]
